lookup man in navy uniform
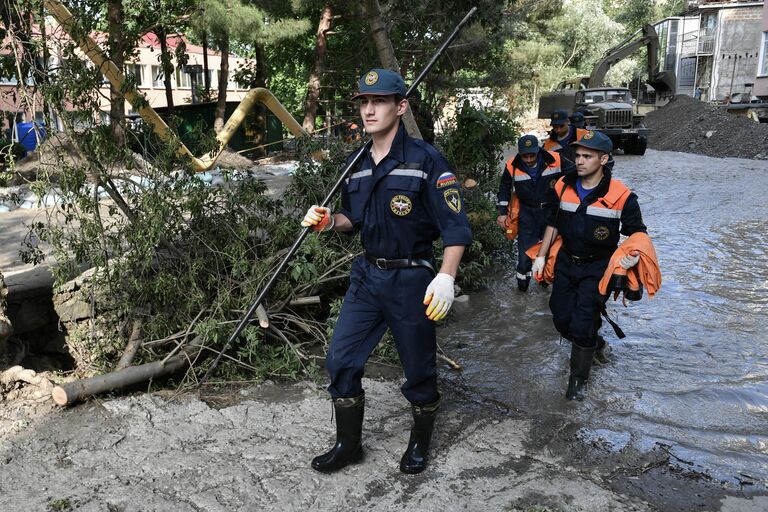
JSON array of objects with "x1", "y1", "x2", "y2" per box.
[
  {"x1": 569, "y1": 111, "x2": 586, "y2": 129},
  {"x1": 544, "y1": 109, "x2": 587, "y2": 172},
  {"x1": 496, "y1": 135, "x2": 562, "y2": 291},
  {"x1": 533, "y1": 131, "x2": 645, "y2": 400},
  {"x1": 301, "y1": 68, "x2": 472, "y2": 474}
]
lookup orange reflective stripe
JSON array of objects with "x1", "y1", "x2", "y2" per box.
[
  {"x1": 556, "y1": 178, "x2": 631, "y2": 217},
  {"x1": 505, "y1": 159, "x2": 515, "y2": 176}
]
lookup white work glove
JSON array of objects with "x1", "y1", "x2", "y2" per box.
[
  {"x1": 423, "y1": 273, "x2": 455, "y2": 321},
  {"x1": 619, "y1": 251, "x2": 640, "y2": 270},
  {"x1": 300, "y1": 205, "x2": 334, "y2": 232},
  {"x1": 531, "y1": 256, "x2": 546, "y2": 280}
]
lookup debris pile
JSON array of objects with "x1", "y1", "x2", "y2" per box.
[{"x1": 645, "y1": 95, "x2": 768, "y2": 160}]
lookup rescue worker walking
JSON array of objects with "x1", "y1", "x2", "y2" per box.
[
  {"x1": 543, "y1": 109, "x2": 588, "y2": 172},
  {"x1": 569, "y1": 111, "x2": 586, "y2": 129},
  {"x1": 496, "y1": 135, "x2": 562, "y2": 291},
  {"x1": 533, "y1": 131, "x2": 646, "y2": 400},
  {"x1": 301, "y1": 69, "x2": 472, "y2": 473}
]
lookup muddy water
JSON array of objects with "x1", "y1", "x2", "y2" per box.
[{"x1": 444, "y1": 149, "x2": 768, "y2": 485}]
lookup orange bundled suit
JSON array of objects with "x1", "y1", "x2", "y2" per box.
[
  {"x1": 599, "y1": 232, "x2": 661, "y2": 301},
  {"x1": 525, "y1": 232, "x2": 660, "y2": 300},
  {"x1": 525, "y1": 236, "x2": 561, "y2": 284}
]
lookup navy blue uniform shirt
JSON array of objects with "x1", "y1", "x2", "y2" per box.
[
  {"x1": 340, "y1": 122, "x2": 472, "y2": 259},
  {"x1": 547, "y1": 169, "x2": 646, "y2": 257},
  {"x1": 497, "y1": 150, "x2": 562, "y2": 215}
]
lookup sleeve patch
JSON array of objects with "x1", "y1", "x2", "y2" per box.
[
  {"x1": 444, "y1": 189, "x2": 462, "y2": 213},
  {"x1": 436, "y1": 172, "x2": 458, "y2": 189}
]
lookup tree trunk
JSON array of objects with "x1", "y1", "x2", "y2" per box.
[
  {"x1": 157, "y1": 26, "x2": 175, "y2": 116},
  {"x1": 107, "y1": 0, "x2": 126, "y2": 148},
  {"x1": 202, "y1": 31, "x2": 210, "y2": 97},
  {"x1": 362, "y1": 0, "x2": 422, "y2": 139},
  {"x1": 302, "y1": 4, "x2": 333, "y2": 132},
  {"x1": 251, "y1": 42, "x2": 267, "y2": 156},
  {"x1": 214, "y1": 35, "x2": 229, "y2": 133},
  {"x1": 51, "y1": 337, "x2": 203, "y2": 406}
]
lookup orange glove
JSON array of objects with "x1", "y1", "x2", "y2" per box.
[{"x1": 301, "y1": 205, "x2": 334, "y2": 232}]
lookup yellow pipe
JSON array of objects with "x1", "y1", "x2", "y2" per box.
[{"x1": 44, "y1": 0, "x2": 310, "y2": 172}]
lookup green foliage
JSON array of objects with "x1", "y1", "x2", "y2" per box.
[
  {"x1": 437, "y1": 103, "x2": 518, "y2": 290},
  {"x1": 47, "y1": 498, "x2": 72, "y2": 512},
  {"x1": 438, "y1": 102, "x2": 519, "y2": 184}
]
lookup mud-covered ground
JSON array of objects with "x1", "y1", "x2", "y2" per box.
[
  {"x1": 0, "y1": 373, "x2": 766, "y2": 512},
  {"x1": 644, "y1": 95, "x2": 768, "y2": 159},
  {"x1": 3, "y1": 143, "x2": 768, "y2": 510}
]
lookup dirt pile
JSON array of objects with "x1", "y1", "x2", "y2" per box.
[{"x1": 645, "y1": 95, "x2": 768, "y2": 160}]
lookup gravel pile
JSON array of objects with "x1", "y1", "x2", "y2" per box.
[{"x1": 645, "y1": 95, "x2": 768, "y2": 160}]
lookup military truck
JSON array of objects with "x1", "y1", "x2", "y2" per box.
[
  {"x1": 538, "y1": 23, "x2": 677, "y2": 156},
  {"x1": 576, "y1": 87, "x2": 649, "y2": 155}
]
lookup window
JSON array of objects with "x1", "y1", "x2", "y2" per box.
[
  {"x1": 151, "y1": 65, "x2": 165, "y2": 87},
  {"x1": 175, "y1": 68, "x2": 190, "y2": 88},
  {"x1": 125, "y1": 64, "x2": 144, "y2": 87},
  {"x1": 760, "y1": 32, "x2": 768, "y2": 77}
]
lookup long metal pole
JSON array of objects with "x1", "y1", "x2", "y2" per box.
[{"x1": 199, "y1": 7, "x2": 478, "y2": 385}]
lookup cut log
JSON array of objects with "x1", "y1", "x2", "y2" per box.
[
  {"x1": 256, "y1": 304, "x2": 269, "y2": 329},
  {"x1": 288, "y1": 296, "x2": 321, "y2": 307},
  {"x1": 51, "y1": 338, "x2": 202, "y2": 406}
]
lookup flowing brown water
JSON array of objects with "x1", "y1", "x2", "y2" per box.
[{"x1": 443, "y1": 149, "x2": 768, "y2": 485}]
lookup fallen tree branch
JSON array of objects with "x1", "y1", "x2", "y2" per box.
[
  {"x1": 437, "y1": 342, "x2": 462, "y2": 371},
  {"x1": 256, "y1": 304, "x2": 269, "y2": 328},
  {"x1": 116, "y1": 318, "x2": 144, "y2": 370},
  {"x1": 288, "y1": 296, "x2": 321, "y2": 307},
  {"x1": 51, "y1": 336, "x2": 203, "y2": 406}
]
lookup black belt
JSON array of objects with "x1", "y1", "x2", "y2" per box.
[
  {"x1": 364, "y1": 253, "x2": 435, "y2": 273},
  {"x1": 521, "y1": 201, "x2": 550, "y2": 209},
  {"x1": 563, "y1": 250, "x2": 612, "y2": 265}
]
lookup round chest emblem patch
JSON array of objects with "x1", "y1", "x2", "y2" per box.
[
  {"x1": 583, "y1": 130, "x2": 595, "y2": 140},
  {"x1": 594, "y1": 225, "x2": 610, "y2": 240},
  {"x1": 390, "y1": 194, "x2": 412, "y2": 216},
  {"x1": 365, "y1": 71, "x2": 379, "y2": 86}
]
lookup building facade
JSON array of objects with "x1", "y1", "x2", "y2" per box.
[
  {"x1": 1, "y1": 26, "x2": 251, "y2": 133},
  {"x1": 656, "y1": 0, "x2": 765, "y2": 102}
]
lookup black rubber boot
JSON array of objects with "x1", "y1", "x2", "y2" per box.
[
  {"x1": 593, "y1": 335, "x2": 611, "y2": 366},
  {"x1": 517, "y1": 277, "x2": 530, "y2": 292},
  {"x1": 566, "y1": 344, "x2": 595, "y2": 401},
  {"x1": 400, "y1": 400, "x2": 440, "y2": 474},
  {"x1": 311, "y1": 393, "x2": 364, "y2": 472}
]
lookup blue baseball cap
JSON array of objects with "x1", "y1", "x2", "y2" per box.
[
  {"x1": 550, "y1": 109, "x2": 569, "y2": 126},
  {"x1": 570, "y1": 130, "x2": 613, "y2": 153},
  {"x1": 351, "y1": 68, "x2": 407, "y2": 99},
  {"x1": 570, "y1": 112, "x2": 584, "y2": 123},
  {"x1": 517, "y1": 134, "x2": 540, "y2": 155}
]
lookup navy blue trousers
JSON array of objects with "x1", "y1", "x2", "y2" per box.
[
  {"x1": 326, "y1": 257, "x2": 438, "y2": 405},
  {"x1": 516, "y1": 205, "x2": 548, "y2": 281},
  {"x1": 549, "y1": 252, "x2": 608, "y2": 348}
]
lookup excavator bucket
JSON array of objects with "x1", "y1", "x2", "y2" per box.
[{"x1": 648, "y1": 70, "x2": 676, "y2": 98}]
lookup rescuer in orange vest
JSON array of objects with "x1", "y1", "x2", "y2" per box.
[
  {"x1": 543, "y1": 109, "x2": 588, "y2": 172},
  {"x1": 533, "y1": 130, "x2": 647, "y2": 400},
  {"x1": 496, "y1": 135, "x2": 562, "y2": 291}
]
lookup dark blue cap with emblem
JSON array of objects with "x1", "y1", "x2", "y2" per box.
[
  {"x1": 351, "y1": 68, "x2": 407, "y2": 99},
  {"x1": 570, "y1": 130, "x2": 613, "y2": 153},
  {"x1": 550, "y1": 109, "x2": 569, "y2": 126},
  {"x1": 570, "y1": 111, "x2": 584, "y2": 123},
  {"x1": 517, "y1": 134, "x2": 540, "y2": 155}
]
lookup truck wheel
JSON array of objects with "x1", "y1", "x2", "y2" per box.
[{"x1": 626, "y1": 137, "x2": 647, "y2": 156}]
